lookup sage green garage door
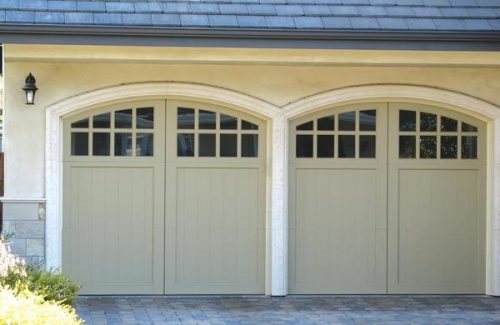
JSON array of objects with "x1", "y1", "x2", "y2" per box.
[
  {"x1": 62, "y1": 100, "x2": 265, "y2": 294},
  {"x1": 289, "y1": 103, "x2": 486, "y2": 294}
]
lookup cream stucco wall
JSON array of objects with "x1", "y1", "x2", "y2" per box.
[
  {"x1": 2, "y1": 44, "x2": 500, "y2": 295},
  {"x1": 4, "y1": 45, "x2": 500, "y2": 197}
]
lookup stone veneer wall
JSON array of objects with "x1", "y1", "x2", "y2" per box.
[{"x1": 2, "y1": 202, "x2": 45, "y2": 266}]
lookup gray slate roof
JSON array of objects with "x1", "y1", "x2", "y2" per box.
[{"x1": 1, "y1": 0, "x2": 500, "y2": 32}]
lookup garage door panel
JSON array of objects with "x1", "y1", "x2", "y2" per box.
[
  {"x1": 388, "y1": 168, "x2": 484, "y2": 293},
  {"x1": 290, "y1": 168, "x2": 386, "y2": 293},
  {"x1": 165, "y1": 166, "x2": 264, "y2": 294},
  {"x1": 63, "y1": 165, "x2": 164, "y2": 294},
  {"x1": 64, "y1": 100, "x2": 265, "y2": 295},
  {"x1": 291, "y1": 103, "x2": 485, "y2": 295}
]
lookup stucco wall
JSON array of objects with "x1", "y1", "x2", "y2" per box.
[{"x1": 3, "y1": 45, "x2": 500, "y2": 198}]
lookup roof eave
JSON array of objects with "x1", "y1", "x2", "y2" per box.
[{"x1": 1, "y1": 24, "x2": 499, "y2": 51}]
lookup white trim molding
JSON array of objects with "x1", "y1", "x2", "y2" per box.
[
  {"x1": 45, "y1": 82, "x2": 500, "y2": 296},
  {"x1": 281, "y1": 84, "x2": 500, "y2": 296},
  {"x1": 45, "y1": 82, "x2": 286, "y2": 295},
  {"x1": 0, "y1": 197, "x2": 46, "y2": 203}
]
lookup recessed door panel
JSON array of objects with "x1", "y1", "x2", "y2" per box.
[
  {"x1": 289, "y1": 104, "x2": 388, "y2": 294},
  {"x1": 387, "y1": 104, "x2": 486, "y2": 293},
  {"x1": 164, "y1": 100, "x2": 266, "y2": 294},
  {"x1": 62, "y1": 100, "x2": 165, "y2": 294}
]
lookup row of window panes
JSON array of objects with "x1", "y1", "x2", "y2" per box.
[
  {"x1": 399, "y1": 110, "x2": 477, "y2": 133},
  {"x1": 296, "y1": 134, "x2": 376, "y2": 158},
  {"x1": 178, "y1": 133, "x2": 258, "y2": 157},
  {"x1": 178, "y1": 107, "x2": 258, "y2": 131},
  {"x1": 296, "y1": 110, "x2": 376, "y2": 132},
  {"x1": 71, "y1": 107, "x2": 154, "y2": 130},
  {"x1": 71, "y1": 132, "x2": 153, "y2": 156},
  {"x1": 399, "y1": 135, "x2": 477, "y2": 159}
]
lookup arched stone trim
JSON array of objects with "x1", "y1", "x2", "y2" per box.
[
  {"x1": 282, "y1": 84, "x2": 500, "y2": 120},
  {"x1": 45, "y1": 82, "x2": 284, "y2": 295},
  {"x1": 45, "y1": 82, "x2": 500, "y2": 296},
  {"x1": 281, "y1": 84, "x2": 500, "y2": 296}
]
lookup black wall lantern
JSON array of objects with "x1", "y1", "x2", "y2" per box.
[{"x1": 23, "y1": 73, "x2": 38, "y2": 105}]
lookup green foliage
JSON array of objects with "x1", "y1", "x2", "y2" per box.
[
  {"x1": 0, "y1": 284, "x2": 82, "y2": 325},
  {"x1": 0, "y1": 266, "x2": 80, "y2": 306},
  {"x1": 0, "y1": 232, "x2": 14, "y2": 241}
]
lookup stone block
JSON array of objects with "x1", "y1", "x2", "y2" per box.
[
  {"x1": 27, "y1": 239, "x2": 44, "y2": 257},
  {"x1": 3, "y1": 203, "x2": 40, "y2": 221},
  {"x1": 14, "y1": 221, "x2": 45, "y2": 239},
  {"x1": 8, "y1": 238, "x2": 26, "y2": 256},
  {"x1": 24, "y1": 256, "x2": 45, "y2": 267},
  {"x1": 2, "y1": 220, "x2": 15, "y2": 234}
]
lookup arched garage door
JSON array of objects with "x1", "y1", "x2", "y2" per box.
[
  {"x1": 62, "y1": 100, "x2": 266, "y2": 294},
  {"x1": 289, "y1": 103, "x2": 486, "y2": 294}
]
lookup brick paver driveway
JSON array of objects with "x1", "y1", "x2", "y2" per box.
[{"x1": 76, "y1": 295, "x2": 500, "y2": 324}]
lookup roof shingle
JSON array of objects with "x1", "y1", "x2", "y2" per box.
[{"x1": 0, "y1": 0, "x2": 499, "y2": 33}]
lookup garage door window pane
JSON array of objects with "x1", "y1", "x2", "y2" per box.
[
  {"x1": 399, "y1": 136, "x2": 416, "y2": 158},
  {"x1": 359, "y1": 110, "x2": 376, "y2": 131},
  {"x1": 177, "y1": 133, "x2": 194, "y2": 157},
  {"x1": 296, "y1": 135, "x2": 313, "y2": 158},
  {"x1": 136, "y1": 107, "x2": 154, "y2": 129},
  {"x1": 242, "y1": 120, "x2": 258, "y2": 130},
  {"x1": 177, "y1": 108, "x2": 194, "y2": 130},
  {"x1": 441, "y1": 116, "x2": 457, "y2": 132},
  {"x1": 71, "y1": 118, "x2": 89, "y2": 128},
  {"x1": 93, "y1": 133, "x2": 110, "y2": 156},
  {"x1": 317, "y1": 115, "x2": 335, "y2": 131},
  {"x1": 359, "y1": 135, "x2": 376, "y2": 158},
  {"x1": 339, "y1": 112, "x2": 356, "y2": 131},
  {"x1": 199, "y1": 134, "x2": 216, "y2": 157},
  {"x1": 93, "y1": 113, "x2": 110, "y2": 129},
  {"x1": 71, "y1": 132, "x2": 88, "y2": 156},
  {"x1": 399, "y1": 110, "x2": 416, "y2": 131},
  {"x1": 317, "y1": 135, "x2": 334, "y2": 158},
  {"x1": 199, "y1": 110, "x2": 216, "y2": 130},
  {"x1": 220, "y1": 114, "x2": 237, "y2": 130},
  {"x1": 441, "y1": 136, "x2": 457, "y2": 159},
  {"x1": 115, "y1": 109, "x2": 132, "y2": 129},
  {"x1": 136, "y1": 133, "x2": 154, "y2": 156},
  {"x1": 241, "y1": 134, "x2": 258, "y2": 157},
  {"x1": 296, "y1": 121, "x2": 313, "y2": 131},
  {"x1": 420, "y1": 136, "x2": 437, "y2": 159},
  {"x1": 338, "y1": 135, "x2": 355, "y2": 158},
  {"x1": 115, "y1": 133, "x2": 132, "y2": 156},
  {"x1": 462, "y1": 122, "x2": 478, "y2": 132},
  {"x1": 220, "y1": 134, "x2": 237, "y2": 157},
  {"x1": 420, "y1": 112, "x2": 437, "y2": 131},
  {"x1": 462, "y1": 136, "x2": 477, "y2": 159}
]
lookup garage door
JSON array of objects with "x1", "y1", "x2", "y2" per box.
[
  {"x1": 289, "y1": 103, "x2": 486, "y2": 294},
  {"x1": 62, "y1": 100, "x2": 265, "y2": 294}
]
